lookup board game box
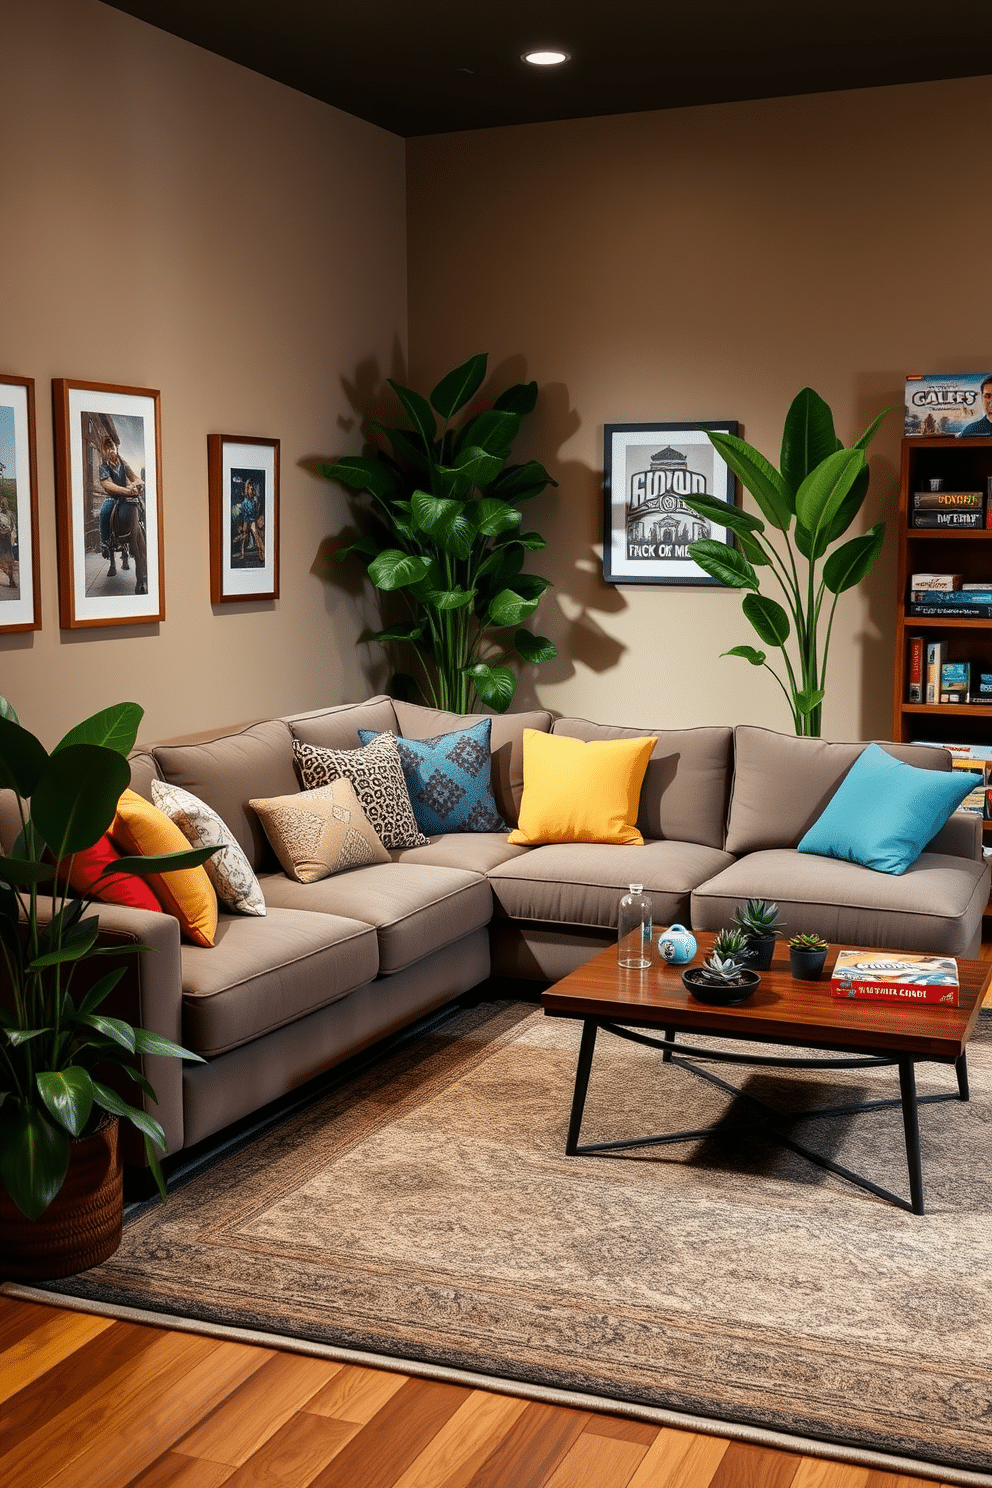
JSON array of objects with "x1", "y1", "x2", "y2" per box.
[
  {"x1": 905, "y1": 373, "x2": 992, "y2": 437},
  {"x1": 830, "y1": 949, "x2": 960, "y2": 1005}
]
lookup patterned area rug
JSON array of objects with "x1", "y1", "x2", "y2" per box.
[{"x1": 42, "y1": 1000, "x2": 992, "y2": 1475}]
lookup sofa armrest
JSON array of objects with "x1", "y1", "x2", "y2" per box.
[{"x1": 926, "y1": 810, "x2": 984, "y2": 861}]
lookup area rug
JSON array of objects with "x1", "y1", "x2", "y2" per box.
[{"x1": 36, "y1": 999, "x2": 992, "y2": 1476}]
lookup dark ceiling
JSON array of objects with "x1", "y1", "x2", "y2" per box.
[{"x1": 105, "y1": 0, "x2": 992, "y2": 137}]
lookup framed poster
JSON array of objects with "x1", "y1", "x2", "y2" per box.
[
  {"x1": 603, "y1": 421, "x2": 739, "y2": 585},
  {"x1": 52, "y1": 379, "x2": 164, "y2": 628},
  {"x1": 207, "y1": 435, "x2": 279, "y2": 603},
  {"x1": 0, "y1": 374, "x2": 41, "y2": 632}
]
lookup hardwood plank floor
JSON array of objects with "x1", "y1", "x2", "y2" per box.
[{"x1": 0, "y1": 1297, "x2": 954, "y2": 1488}]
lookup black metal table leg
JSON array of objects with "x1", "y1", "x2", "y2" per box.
[
  {"x1": 565, "y1": 1020, "x2": 598, "y2": 1155},
  {"x1": 956, "y1": 1051, "x2": 970, "y2": 1101},
  {"x1": 662, "y1": 1027, "x2": 674, "y2": 1062},
  {"x1": 899, "y1": 1058, "x2": 925, "y2": 1216}
]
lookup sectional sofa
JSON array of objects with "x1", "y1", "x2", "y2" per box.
[{"x1": 7, "y1": 696, "x2": 987, "y2": 1168}]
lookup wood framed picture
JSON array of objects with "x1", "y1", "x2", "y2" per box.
[
  {"x1": 0, "y1": 374, "x2": 41, "y2": 633},
  {"x1": 207, "y1": 435, "x2": 279, "y2": 603},
  {"x1": 603, "y1": 421, "x2": 739, "y2": 585},
  {"x1": 52, "y1": 379, "x2": 164, "y2": 628}
]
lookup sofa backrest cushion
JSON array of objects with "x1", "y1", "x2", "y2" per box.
[
  {"x1": 551, "y1": 718, "x2": 733, "y2": 849},
  {"x1": 393, "y1": 701, "x2": 553, "y2": 828},
  {"x1": 284, "y1": 696, "x2": 398, "y2": 751},
  {"x1": 153, "y1": 719, "x2": 298, "y2": 871},
  {"x1": 126, "y1": 750, "x2": 162, "y2": 803},
  {"x1": 726, "y1": 725, "x2": 953, "y2": 855}
]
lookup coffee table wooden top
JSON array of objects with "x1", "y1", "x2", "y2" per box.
[{"x1": 541, "y1": 932, "x2": 991, "y2": 1061}]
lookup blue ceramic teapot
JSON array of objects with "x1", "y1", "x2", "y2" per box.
[{"x1": 657, "y1": 923, "x2": 697, "y2": 965}]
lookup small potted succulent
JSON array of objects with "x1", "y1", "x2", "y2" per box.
[
  {"x1": 733, "y1": 898, "x2": 785, "y2": 970},
  {"x1": 682, "y1": 928, "x2": 761, "y2": 1005},
  {"x1": 788, "y1": 932, "x2": 829, "y2": 980}
]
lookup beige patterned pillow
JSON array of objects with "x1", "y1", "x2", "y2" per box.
[
  {"x1": 151, "y1": 778, "x2": 266, "y2": 916},
  {"x1": 291, "y1": 732, "x2": 429, "y2": 850},
  {"x1": 249, "y1": 779, "x2": 390, "y2": 884}
]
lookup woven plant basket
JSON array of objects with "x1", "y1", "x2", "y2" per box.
[{"x1": 0, "y1": 1114, "x2": 123, "y2": 1280}]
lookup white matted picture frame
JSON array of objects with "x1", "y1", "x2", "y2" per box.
[
  {"x1": 53, "y1": 379, "x2": 165, "y2": 628},
  {"x1": 603, "y1": 421, "x2": 739, "y2": 585},
  {"x1": 208, "y1": 435, "x2": 279, "y2": 603},
  {"x1": 0, "y1": 374, "x2": 41, "y2": 633}
]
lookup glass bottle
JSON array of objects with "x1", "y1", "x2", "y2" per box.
[{"x1": 617, "y1": 883, "x2": 652, "y2": 969}]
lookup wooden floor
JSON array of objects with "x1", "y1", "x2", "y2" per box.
[{"x1": 0, "y1": 1295, "x2": 958, "y2": 1488}]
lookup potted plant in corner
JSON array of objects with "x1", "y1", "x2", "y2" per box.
[
  {"x1": 0, "y1": 697, "x2": 214, "y2": 1279},
  {"x1": 323, "y1": 353, "x2": 558, "y2": 713},
  {"x1": 788, "y1": 933, "x2": 829, "y2": 980},
  {"x1": 734, "y1": 898, "x2": 785, "y2": 970}
]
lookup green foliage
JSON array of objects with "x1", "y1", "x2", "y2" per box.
[
  {"x1": 712, "y1": 927, "x2": 750, "y2": 960},
  {"x1": 685, "y1": 389, "x2": 890, "y2": 736},
  {"x1": 701, "y1": 951, "x2": 751, "y2": 983},
  {"x1": 323, "y1": 354, "x2": 558, "y2": 713},
  {"x1": 734, "y1": 898, "x2": 784, "y2": 938},
  {"x1": 788, "y1": 932, "x2": 829, "y2": 951},
  {"x1": 0, "y1": 698, "x2": 215, "y2": 1220}
]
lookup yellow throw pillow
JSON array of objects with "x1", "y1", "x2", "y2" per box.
[
  {"x1": 508, "y1": 729, "x2": 657, "y2": 846},
  {"x1": 110, "y1": 789, "x2": 218, "y2": 947}
]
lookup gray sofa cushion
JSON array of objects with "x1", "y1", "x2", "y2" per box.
[
  {"x1": 390, "y1": 832, "x2": 532, "y2": 873},
  {"x1": 392, "y1": 700, "x2": 553, "y2": 828},
  {"x1": 691, "y1": 848, "x2": 990, "y2": 958},
  {"x1": 126, "y1": 750, "x2": 161, "y2": 803},
  {"x1": 727, "y1": 726, "x2": 953, "y2": 856},
  {"x1": 488, "y1": 839, "x2": 736, "y2": 931},
  {"x1": 259, "y1": 862, "x2": 493, "y2": 975},
  {"x1": 286, "y1": 696, "x2": 398, "y2": 750},
  {"x1": 551, "y1": 718, "x2": 733, "y2": 850},
  {"x1": 154, "y1": 719, "x2": 298, "y2": 872},
  {"x1": 179, "y1": 908, "x2": 378, "y2": 1058}
]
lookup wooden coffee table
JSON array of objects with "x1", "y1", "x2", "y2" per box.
[{"x1": 541, "y1": 932, "x2": 991, "y2": 1214}]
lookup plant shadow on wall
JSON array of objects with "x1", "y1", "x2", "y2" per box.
[{"x1": 320, "y1": 353, "x2": 627, "y2": 713}]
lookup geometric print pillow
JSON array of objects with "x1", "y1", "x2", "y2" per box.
[
  {"x1": 151, "y1": 778, "x2": 266, "y2": 916},
  {"x1": 249, "y1": 780, "x2": 390, "y2": 884},
  {"x1": 357, "y1": 720, "x2": 507, "y2": 836},
  {"x1": 291, "y1": 731, "x2": 429, "y2": 850}
]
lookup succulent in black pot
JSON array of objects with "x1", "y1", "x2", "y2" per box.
[
  {"x1": 788, "y1": 932, "x2": 829, "y2": 980},
  {"x1": 682, "y1": 935, "x2": 761, "y2": 1005},
  {"x1": 733, "y1": 898, "x2": 785, "y2": 970}
]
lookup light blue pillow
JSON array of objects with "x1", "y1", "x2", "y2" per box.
[
  {"x1": 357, "y1": 721, "x2": 507, "y2": 836},
  {"x1": 797, "y1": 743, "x2": 973, "y2": 875}
]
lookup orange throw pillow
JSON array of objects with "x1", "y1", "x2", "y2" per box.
[
  {"x1": 508, "y1": 730, "x2": 657, "y2": 846},
  {"x1": 57, "y1": 833, "x2": 162, "y2": 913},
  {"x1": 110, "y1": 789, "x2": 218, "y2": 947}
]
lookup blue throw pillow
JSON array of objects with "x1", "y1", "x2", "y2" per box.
[
  {"x1": 797, "y1": 743, "x2": 973, "y2": 875},
  {"x1": 357, "y1": 721, "x2": 507, "y2": 836}
]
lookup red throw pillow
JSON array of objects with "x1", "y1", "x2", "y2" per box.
[{"x1": 57, "y1": 832, "x2": 162, "y2": 913}]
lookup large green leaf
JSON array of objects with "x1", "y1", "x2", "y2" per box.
[
  {"x1": 722, "y1": 644, "x2": 767, "y2": 666},
  {"x1": 687, "y1": 539, "x2": 759, "y2": 590},
  {"x1": 475, "y1": 499, "x2": 523, "y2": 537},
  {"x1": 109, "y1": 844, "x2": 219, "y2": 878},
  {"x1": 36, "y1": 1067, "x2": 95, "y2": 1137},
  {"x1": 742, "y1": 591, "x2": 791, "y2": 646},
  {"x1": 487, "y1": 589, "x2": 540, "y2": 627},
  {"x1": 436, "y1": 446, "x2": 504, "y2": 492},
  {"x1": 78, "y1": 968, "x2": 126, "y2": 1017},
  {"x1": 54, "y1": 702, "x2": 143, "y2": 757},
  {"x1": 822, "y1": 522, "x2": 886, "y2": 594},
  {"x1": 795, "y1": 688, "x2": 825, "y2": 716},
  {"x1": 31, "y1": 743, "x2": 130, "y2": 858},
  {"x1": 780, "y1": 388, "x2": 837, "y2": 496},
  {"x1": 0, "y1": 858, "x2": 56, "y2": 888},
  {"x1": 494, "y1": 381, "x2": 538, "y2": 415},
  {"x1": 459, "y1": 410, "x2": 520, "y2": 459},
  {"x1": 30, "y1": 915, "x2": 100, "y2": 968},
  {"x1": 705, "y1": 431, "x2": 793, "y2": 529},
  {"x1": 794, "y1": 448, "x2": 866, "y2": 545},
  {"x1": 511, "y1": 532, "x2": 547, "y2": 552},
  {"x1": 370, "y1": 422, "x2": 431, "y2": 474},
  {"x1": 465, "y1": 664, "x2": 516, "y2": 712},
  {"x1": 514, "y1": 631, "x2": 558, "y2": 663},
  {"x1": 91, "y1": 1079, "x2": 166, "y2": 1148},
  {"x1": 421, "y1": 587, "x2": 475, "y2": 612},
  {"x1": 475, "y1": 545, "x2": 524, "y2": 588},
  {"x1": 334, "y1": 535, "x2": 379, "y2": 564},
  {"x1": 852, "y1": 405, "x2": 891, "y2": 451},
  {"x1": 822, "y1": 463, "x2": 869, "y2": 545},
  {"x1": 368, "y1": 550, "x2": 432, "y2": 590},
  {"x1": 322, "y1": 455, "x2": 402, "y2": 500},
  {"x1": 387, "y1": 378, "x2": 437, "y2": 446},
  {"x1": 429, "y1": 354, "x2": 488, "y2": 419},
  {"x1": 0, "y1": 716, "x2": 48, "y2": 798},
  {"x1": 371, "y1": 620, "x2": 426, "y2": 644},
  {"x1": 736, "y1": 530, "x2": 770, "y2": 567},
  {"x1": 512, "y1": 573, "x2": 552, "y2": 601},
  {"x1": 77, "y1": 1013, "x2": 136, "y2": 1051},
  {"x1": 0, "y1": 1101, "x2": 70, "y2": 1219},
  {"x1": 132, "y1": 1027, "x2": 205, "y2": 1062},
  {"x1": 410, "y1": 492, "x2": 473, "y2": 558},
  {"x1": 681, "y1": 492, "x2": 765, "y2": 541},
  {"x1": 487, "y1": 461, "x2": 556, "y2": 502},
  {"x1": 0, "y1": 695, "x2": 19, "y2": 724}
]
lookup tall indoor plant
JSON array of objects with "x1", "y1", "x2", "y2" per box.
[
  {"x1": 323, "y1": 353, "x2": 558, "y2": 713},
  {"x1": 0, "y1": 697, "x2": 212, "y2": 1231},
  {"x1": 683, "y1": 388, "x2": 889, "y2": 736}
]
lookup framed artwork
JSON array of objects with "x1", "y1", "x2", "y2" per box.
[
  {"x1": 52, "y1": 379, "x2": 164, "y2": 628},
  {"x1": 603, "y1": 421, "x2": 739, "y2": 585},
  {"x1": 207, "y1": 435, "x2": 279, "y2": 603},
  {"x1": 0, "y1": 375, "x2": 41, "y2": 633}
]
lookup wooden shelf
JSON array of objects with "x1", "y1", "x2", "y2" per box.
[{"x1": 903, "y1": 616, "x2": 992, "y2": 629}]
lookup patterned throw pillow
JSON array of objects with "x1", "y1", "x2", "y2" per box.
[
  {"x1": 152, "y1": 779, "x2": 266, "y2": 916},
  {"x1": 357, "y1": 721, "x2": 507, "y2": 836},
  {"x1": 250, "y1": 780, "x2": 390, "y2": 883},
  {"x1": 291, "y1": 732, "x2": 429, "y2": 850}
]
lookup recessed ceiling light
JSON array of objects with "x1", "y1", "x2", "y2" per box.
[{"x1": 522, "y1": 49, "x2": 570, "y2": 66}]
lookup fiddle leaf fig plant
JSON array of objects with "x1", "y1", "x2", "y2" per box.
[
  {"x1": 323, "y1": 353, "x2": 558, "y2": 713},
  {"x1": 683, "y1": 388, "x2": 890, "y2": 737},
  {"x1": 0, "y1": 697, "x2": 216, "y2": 1220}
]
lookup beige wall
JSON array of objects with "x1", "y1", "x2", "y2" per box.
[
  {"x1": 406, "y1": 77, "x2": 992, "y2": 739},
  {"x1": 1, "y1": 0, "x2": 406, "y2": 748}
]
